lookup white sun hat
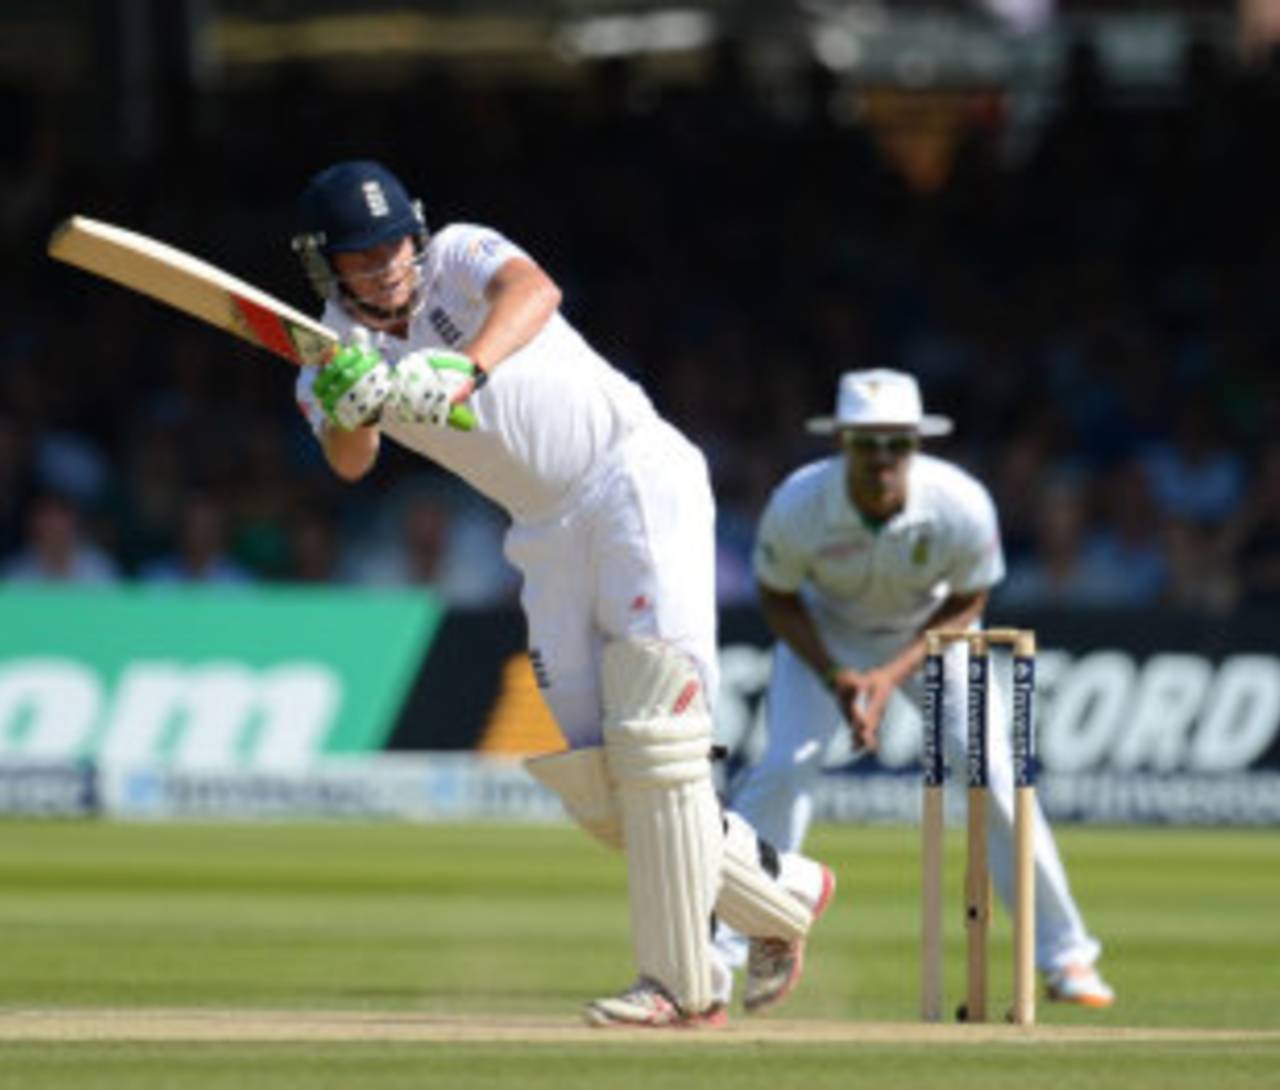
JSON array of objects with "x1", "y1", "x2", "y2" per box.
[{"x1": 805, "y1": 368, "x2": 954, "y2": 436}]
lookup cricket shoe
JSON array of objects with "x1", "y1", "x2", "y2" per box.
[
  {"x1": 1045, "y1": 964, "x2": 1115, "y2": 1008},
  {"x1": 743, "y1": 863, "x2": 838, "y2": 1014},
  {"x1": 584, "y1": 977, "x2": 728, "y2": 1029}
]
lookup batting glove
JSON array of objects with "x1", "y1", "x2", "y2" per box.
[
  {"x1": 388, "y1": 350, "x2": 484, "y2": 431},
  {"x1": 313, "y1": 340, "x2": 393, "y2": 431}
]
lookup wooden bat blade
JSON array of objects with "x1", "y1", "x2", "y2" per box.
[{"x1": 48, "y1": 215, "x2": 337, "y2": 367}]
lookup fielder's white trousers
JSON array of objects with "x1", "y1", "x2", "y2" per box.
[{"x1": 724, "y1": 634, "x2": 1102, "y2": 974}]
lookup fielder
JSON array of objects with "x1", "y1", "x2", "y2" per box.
[
  {"x1": 289, "y1": 160, "x2": 834, "y2": 1027},
  {"x1": 715, "y1": 369, "x2": 1114, "y2": 1008}
]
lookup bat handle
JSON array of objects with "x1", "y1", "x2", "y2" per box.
[{"x1": 448, "y1": 404, "x2": 476, "y2": 431}]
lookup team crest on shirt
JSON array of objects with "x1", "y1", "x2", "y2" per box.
[
  {"x1": 911, "y1": 535, "x2": 930, "y2": 566},
  {"x1": 818, "y1": 538, "x2": 868, "y2": 559},
  {"x1": 468, "y1": 236, "x2": 501, "y2": 259},
  {"x1": 428, "y1": 307, "x2": 462, "y2": 345}
]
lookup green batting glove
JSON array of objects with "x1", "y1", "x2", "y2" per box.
[
  {"x1": 314, "y1": 342, "x2": 394, "y2": 431},
  {"x1": 388, "y1": 349, "x2": 485, "y2": 431}
]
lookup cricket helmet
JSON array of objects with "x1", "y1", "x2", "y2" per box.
[{"x1": 291, "y1": 160, "x2": 429, "y2": 317}]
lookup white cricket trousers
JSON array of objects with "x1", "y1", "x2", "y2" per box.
[
  {"x1": 503, "y1": 419, "x2": 719, "y2": 749},
  {"x1": 728, "y1": 635, "x2": 1102, "y2": 973}
]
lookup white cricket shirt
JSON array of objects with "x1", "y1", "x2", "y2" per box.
[
  {"x1": 753, "y1": 453, "x2": 1005, "y2": 638},
  {"x1": 308, "y1": 223, "x2": 657, "y2": 523}
]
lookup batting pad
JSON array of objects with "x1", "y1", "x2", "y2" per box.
[
  {"x1": 717, "y1": 811, "x2": 811, "y2": 942},
  {"x1": 526, "y1": 746, "x2": 816, "y2": 944},
  {"x1": 524, "y1": 747, "x2": 623, "y2": 850},
  {"x1": 603, "y1": 639, "x2": 724, "y2": 1015}
]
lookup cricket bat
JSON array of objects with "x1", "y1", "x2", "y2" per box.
[
  {"x1": 48, "y1": 214, "x2": 476, "y2": 429},
  {"x1": 48, "y1": 215, "x2": 338, "y2": 367}
]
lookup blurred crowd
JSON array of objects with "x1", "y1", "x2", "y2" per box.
[{"x1": 1, "y1": 34, "x2": 1279, "y2": 614}]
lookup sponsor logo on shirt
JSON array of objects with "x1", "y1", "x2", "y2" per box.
[
  {"x1": 817, "y1": 538, "x2": 869, "y2": 559},
  {"x1": 529, "y1": 647, "x2": 551, "y2": 690},
  {"x1": 428, "y1": 307, "x2": 463, "y2": 346}
]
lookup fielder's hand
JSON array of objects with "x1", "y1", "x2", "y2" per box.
[
  {"x1": 388, "y1": 350, "x2": 484, "y2": 431},
  {"x1": 850, "y1": 668, "x2": 896, "y2": 751},
  {"x1": 829, "y1": 666, "x2": 894, "y2": 751},
  {"x1": 314, "y1": 340, "x2": 393, "y2": 431}
]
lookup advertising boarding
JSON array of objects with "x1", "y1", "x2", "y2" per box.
[{"x1": 0, "y1": 591, "x2": 1276, "y2": 825}]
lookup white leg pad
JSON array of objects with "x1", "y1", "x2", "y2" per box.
[
  {"x1": 526, "y1": 747, "x2": 815, "y2": 946},
  {"x1": 602, "y1": 639, "x2": 723, "y2": 1015},
  {"x1": 525, "y1": 747, "x2": 622, "y2": 850},
  {"x1": 717, "y1": 811, "x2": 812, "y2": 942}
]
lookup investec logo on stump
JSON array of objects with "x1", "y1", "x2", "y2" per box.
[{"x1": 0, "y1": 659, "x2": 341, "y2": 770}]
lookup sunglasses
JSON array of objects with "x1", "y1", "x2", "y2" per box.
[{"x1": 840, "y1": 432, "x2": 920, "y2": 456}]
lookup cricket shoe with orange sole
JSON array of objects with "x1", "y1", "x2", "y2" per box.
[
  {"x1": 584, "y1": 977, "x2": 729, "y2": 1029},
  {"x1": 742, "y1": 863, "x2": 838, "y2": 1014},
  {"x1": 1045, "y1": 964, "x2": 1116, "y2": 1008}
]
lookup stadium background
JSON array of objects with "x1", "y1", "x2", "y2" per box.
[{"x1": 2, "y1": 0, "x2": 1279, "y2": 820}]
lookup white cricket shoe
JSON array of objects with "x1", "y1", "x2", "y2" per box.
[
  {"x1": 584, "y1": 977, "x2": 728, "y2": 1029},
  {"x1": 1045, "y1": 964, "x2": 1116, "y2": 1008},
  {"x1": 743, "y1": 864, "x2": 837, "y2": 1014}
]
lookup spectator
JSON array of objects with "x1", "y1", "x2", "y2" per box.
[
  {"x1": 1, "y1": 492, "x2": 119, "y2": 584},
  {"x1": 1213, "y1": 443, "x2": 1280, "y2": 608},
  {"x1": 1163, "y1": 517, "x2": 1234, "y2": 614},
  {"x1": 139, "y1": 493, "x2": 254, "y2": 586},
  {"x1": 286, "y1": 502, "x2": 350, "y2": 584},
  {"x1": 354, "y1": 487, "x2": 517, "y2": 607},
  {"x1": 1083, "y1": 459, "x2": 1170, "y2": 606},
  {"x1": 996, "y1": 478, "x2": 1135, "y2": 608},
  {"x1": 1140, "y1": 405, "x2": 1247, "y2": 525}
]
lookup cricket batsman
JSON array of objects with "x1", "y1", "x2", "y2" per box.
[{"x1": 290, "y1": 160, "x2": 835, "y2": 1026}]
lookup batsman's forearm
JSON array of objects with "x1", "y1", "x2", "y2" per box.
[
  {"x1": 759, "y1": 585, "x2": 839, "y2": 681},
  {"x1": 323, "y1": 423, "x2": 380, "y2": 481},
  {"x1": 467, "y1": 259, "x2": 562, "y2": 373}
]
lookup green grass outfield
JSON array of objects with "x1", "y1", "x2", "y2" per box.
[{"x1": 1, "y1": 821, "x2": 1277, "y2": 1089}]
